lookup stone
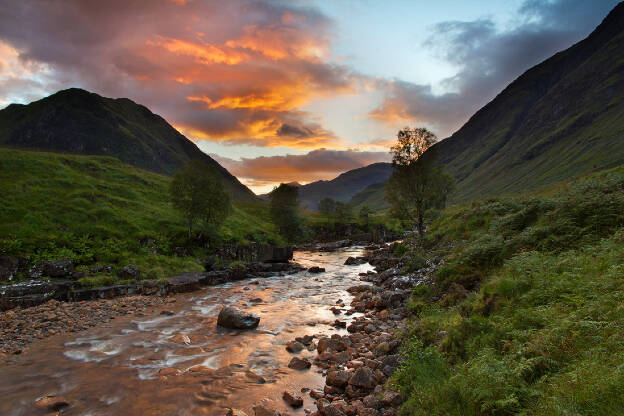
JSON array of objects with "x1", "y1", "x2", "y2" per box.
[
  {"x1": 217, "y1": 306, "x2": 260, "y2": 330},
  {"x1": 0, "y1": 256, "x2": 19, "y2": 281},
  {"x1": 44, "y1": 259, "x2": 75, "y2": 278},
  {"x1": 35, "y1": 395, "x2": 70, "y2": 411},
  {"x1": 286, "y1": 340, "x2": 305, "y2": 353},
  {"x1": 227, "y1": 409, "x2": 249, "y2": 416},
  {"x1": 310, "y1": 389, "x2": 325, "y2": 399},
  {"x1": 283, "y1": 391, "x2": 304, "y2": 408},
  {"x1": 308, "y1": 266, "x2": 325, "y2": 273},
  {"x1": 288, "y1": 357, "x2": 311, "y2": 370},
  {"x1": 246, "y1": 370, "x2": 266, "y2": 384},
  {"x1": 117, "y1": 265, "x2": 140, "y2": 279},
  {"x1": 348, "y1": 367, "x2": 377, "y2": 390},
  {"x1": 326, "y1": 370, "x2": 351, "y2": 388},
  {"x1": 253, "y1": 405, "x2": 281, "y2": 416},
  {"x1": 380, "y1": 391, "x2": 402, "y2": 407}
]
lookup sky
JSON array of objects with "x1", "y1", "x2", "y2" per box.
[{"x1": 0, "y1": 0, "x2": 619, "y2": 193}]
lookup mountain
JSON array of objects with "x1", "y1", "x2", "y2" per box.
[
  {"x1": 296, "y1": 162, "x2": 392, "y2": 210},
  {"x1": 358, "y1": 2, "x2": 624, "y2": 207},
  {"x1": 349, "y1": 181, "x2": 389, "y2": 210},
  {"x1": 0, "y1": 88, "x2": 257, "y2": 201}
]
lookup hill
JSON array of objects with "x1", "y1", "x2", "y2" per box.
[
  {"x1": 348, "y1": 181, "x2": 389, "y2": 210},
  {"x1": 357, "y1": 2, "x2": 624, "y2": 207},
  {"x1": 295, "y1": 162, "x2": 392, "y2": 210},
  {"x1": 394, "y1": 165, "x2": 624, "y2": 415},
  {"x1": 0, "y1": 148, "x2": 280, "y2": 280},
  {"x1": 0, "y1": 88, "x2": 257, "y2": 201}
]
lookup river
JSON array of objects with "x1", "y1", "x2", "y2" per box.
[{"x1": 1, "y1": 247, "x2": 374, "y2": 415}]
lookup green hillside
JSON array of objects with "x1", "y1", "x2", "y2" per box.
[
  {"x1": 349, "y1": 181, "x2": 389, "y2": 210},
  {"x1": 355, "y1": 3, "x2": 624, "y2": 209},
  {"x1": 0, "y1": 88, "x2": 257, "y2": 202},
  {"x1": 0, "y1": 148, "x2": 280, "y2": 280},
  {"x1": 395, "y1": 166, "x2": 624, "y2": 415}
]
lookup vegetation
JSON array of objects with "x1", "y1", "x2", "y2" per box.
[
  {"x1": 0, "y1": 148, "x2": 281, "y2": 283},
  {"x1": 393, "y1": 166, "x2": 624, "y2": 415},
  {"x1": 269, "y1": 183, "x2": 302, "y2": 242},
  {"x1": 385, "y1": 127, "x2": 454, "y2": 243},
  {"x1": 170, "y1": 160, "x2": 231, "y2": 238}
]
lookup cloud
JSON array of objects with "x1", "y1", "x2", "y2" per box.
[
  {"x1": 0, "y1": 0, "x2": 357, "y2": 148},
  {"x1": 211, "y1": 148, "x2": 391, "y2": 189},
  {"x1": 369, "y1": 0, "x2": 620, "y2": 138}
]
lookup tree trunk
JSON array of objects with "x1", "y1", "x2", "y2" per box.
[{"x1": 417, "y1": 210, "x2": 424, "y2": 247}]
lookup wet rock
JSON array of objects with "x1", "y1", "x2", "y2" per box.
[
  {"x1": 0, "y1": 256, "x2": 19, "y2": 281},
  {"x1": 253, "y1": 405, "x2": 281, "y2": 416},
  {"x1": 227, "y1": 409, "x2": 249, "y2": 416},
  {"x1": 245, "y1": 370, "x2": 266, "y2": 384},
  {"x1": 117, "y1": 265, "x2": 140, "y2": 280},
  {"x1": 283, "y1": 391, "x2": 304, "y2": 408},
  {"x1": 317, "y1": 399, "x2": 346, "y2": 416},
  {"x1": 348, "y1": 367, "x2": 377, "y2": 390},
  {"x1": 308, "y1": 266, "x2": 325, "y2": 273},
  {"x1": 326, "y1": 370, "x2": 351, "y2": 387},
  {"x1": 34, "y1": 395, "x2": 70, "y2": 411},
  {"x1": 344, "y1": 257, "x2": 366, "y2": 266},
  {"x1": 43, "y1": 259, "x2": 75, "y2": 278},
  {"x1": 217, "y1": 306, "x2": 260, "y2": 330},
  {"x1": 317, "y1": 337, "x2": 347, "y2": 353},
  {"x1": 288, "y1": 357, "x2": 311, "y2": 370},
  {"x1": 333, "y1": 320, "x2": 346, "y2": 329},
  {"x1": 310, "y1": 389, "x2": 325, "y2": 399},
  {"x1": 330, "y1": 351, "x2": 351, "y2": 364},
  {"x1": 286, "y1": 340, "x2": 305, "y2": 353}
]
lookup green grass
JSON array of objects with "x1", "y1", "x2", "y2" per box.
[
  {"x1": 394, "y1": 166, "x2": 624, "y2": 415},
  {"x1": 0, "y1": 148, "x2": 281, "y2": 282}
]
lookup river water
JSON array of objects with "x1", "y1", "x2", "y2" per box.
[{"x1": 1, "y1": 247, "x2": 373, "y2": 416}]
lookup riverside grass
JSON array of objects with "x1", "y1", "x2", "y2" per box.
[
  {"x1": 394, "y1": 166, "x2": 624, "y2": 415},
  {"x1": 0, "y1": 148, "x2": 283, "y2": 283}
]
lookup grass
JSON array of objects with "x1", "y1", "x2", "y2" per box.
[
  {"x1": 0, "y1": 148, "x2": 282, "y2": 283},
  {"x1": 394, "y1": 166, "x2": 624, "y2": 415}
]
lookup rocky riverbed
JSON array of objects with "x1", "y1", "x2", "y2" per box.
[{"x1": 0, "y1": 244, "x2": 432, "y2": 416}]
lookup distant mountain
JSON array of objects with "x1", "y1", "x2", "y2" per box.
[
  {"x1": 296, "y1": 162, "x2": 392, "y2": 210},
  {"x1": 0, "y1": 88, "x2": 257, "y2": 201},
  {"x1": 349, "y1": 181, "x2": 388, "y2": 210},
  {"x1": 359, "y1": 2, "x2": 624, "y2": 207}
]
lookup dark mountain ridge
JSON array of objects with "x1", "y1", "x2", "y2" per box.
[
  {"x1": 0, "y1": 88, "x2": 257, "y2": 201},
  {"x1": 356, "y1": 2, "x2": 624, "y2": 207}
]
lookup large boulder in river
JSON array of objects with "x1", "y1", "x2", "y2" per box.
[{"x1": 217, "y1": 306, "x2": 260, "y2": 330}]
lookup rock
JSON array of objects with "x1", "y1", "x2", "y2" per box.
[
  {"x1": 310, "y1": 389, "x2": 325, "y2": 399},
  {"x1": 374, "y1": 342, "x2": 390, "y2": 356},
  {"x1": 35, "y1": 395, "x2": 70, "y2": 411},
  {"x1": 380, "y1": 391, "x2": 402, "y2": 407},
  {"x1": 288, "y1": 357, "x2": 311, "y2": 370},
  {"x1": 117, "y1": 265, "x2": 140, "y2": 279},
  {"x1": 0, "y1": 256, "x2": 19, "y2": 281},
  {"x1": 326, "y1": 370, "x2": 351, "y2": 387},
  {"x1": 253, "y1": 405, "x2": 281, "y2": 416},
  {"x1": 362, "y1": 395, "x2": 380, "y2": 409},
  {"x1": 217, "y1": 306, "x2": 260, "y2": 330},
  {"x1": 43, "y1": 259, "x2": 75, "y2": 278},
  {"x1": 308, "y1": 266, "x2": 325, "y2": 273},
  {"x1": 379, "y1": 355, "x2": 401, "y2": 377},
  {"x1": 283, "y1": 391, "x2": 304, "y2": 408},
  {"x1": 286, "y1": 340, "x2": 305, "y2": 353},
  {"x1": 344, "y1": 257, "x2": 366, "y2": 266},
  {"x1": 330, "y1": 351, "x2": 351, "y2": 364},
  {"x1": 317, "y1": 399, "x2": 346, "y2": 416},
  {"x1": 245, "y1": 370, "x2": 266, "y2": 384},
  {"x1": 227, "y1": 409, "x2": 249, "y2": 416},
  {"x1": 348, "y1": 367, "x2": 377, "y2": 390}
]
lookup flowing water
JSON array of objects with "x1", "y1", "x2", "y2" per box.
[{"x1": 1, "y1": 247, "x2": 373, "y2": 416}]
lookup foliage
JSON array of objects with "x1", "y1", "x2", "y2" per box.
[
  {"x1": 318, "y1": 197, "x2": 337, "y2": 217},
  {"x1": 358, "y1": 205, "x2": 372, "y2": 228},
  {"x1": 394, "y1": 166, "x2": 624, "y2": 415},
  {"x1": 269, "y1": 183, "x2": 302, "y2": 242},
  {"x1": 169, "y1": 159, "x2": 231, "y2": 237}
]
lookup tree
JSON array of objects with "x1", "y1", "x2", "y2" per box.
[
  {"x1": 335, "y1": 201, "x2": 353, "y2": 224},
  {"x1": 385, "y1": 127, "x2": 455, "y2": 244},
  {"x1": 358, "y1": 205, "x2": 372, "y2": 228},
  {"x1": 270, "y1": 183, "x2": 301, "y2": 241},
  {"x1": 318, "y1": 197, "x2": 337, "y2": 217},
  {"x1": 169, "y1": 160, "x2": 231, "y2": 238}
]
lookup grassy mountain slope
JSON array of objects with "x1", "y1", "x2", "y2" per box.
[
  {"x1": 0, "y1": 148, "x2": 280, "y2": 280},
  {"x1": 349, "y1": 181, "x2": 389, "y2": 210},
  {"x1": 296, "y1": 162, "x2": 392, "y2": 210},
  {"x1": 0, "y1": 88, "x2": 257, "y2": 201},
  {"x1": 356, "y1": 3, "x2": 624, "y2": 208},
  {"x1": 395, "y1": 166, "x2": 624, "y2": 415}
]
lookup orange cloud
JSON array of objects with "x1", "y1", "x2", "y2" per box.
[{"x1": 151, "y1": 37, "x2": 247, "y2": 65}]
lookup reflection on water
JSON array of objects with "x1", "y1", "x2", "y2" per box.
[{"x1": 1, "y1": 247, "x2": 373, "y2": 416}]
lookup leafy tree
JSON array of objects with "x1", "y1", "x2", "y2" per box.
[
  {"x1": 169, "y1": 160, "x2": 231, "y2": 238},
  {"x1": 335, "y1": 201, "x2": 353, "y2": 224},
  {"x1": 385, "y1": 127, "x2": 455, "y2": 244},
  {"x1": 318, "y1": 197, "x2": 337, "y2": 217},
  {"x1": 270, "y1": 183, "x2": 301, "y2": 241},
  {"x1": 358, "y1": 205, "x2": 372, "y2": 228}
]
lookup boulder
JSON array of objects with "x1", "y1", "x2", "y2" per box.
[
  {"x1": 217, "y1": 306, "x2": 260, "y2": 330},
  {"x1": 35, "y1": 395, "x2": 70, "y2": 411},
  {"x1": 282, "y1": 391, "x2": 303, "y2": 408},
  {"x1": 326, "y1": 370, "x2": 351, "y2": 388},
  {"x1": 308, "y1": 266, "x2": 325, "y2": 273},
  {"x1": 253, "y1": 405, "x2": 280, "y2": 416},
  {"x1": 344, "y1": 257, "x2": 366, "y2": 266},
  {"x1": 117, "y1": 265, "x2": 140, "y2": 279},
  {"x1": 286, "y1": 340, "x2": 305, "y2": 353},
  {"x1": 288, "y1": 356, "x2": 311, "y2": 370},
  {"x1": 227, "y1": 409, "x2": 249, "y2": 416},
  {"x1": 349, "y1": 367, "x2": 377, "y2": 390},
  {"x1": 43, "y1": 259, "x2": 75, "y2": 278},
  {"x1": 0, "y1": 256, "x2": 19, "y2": 281}
]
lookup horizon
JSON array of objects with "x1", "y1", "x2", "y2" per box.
[{"x1": 0, "y1": 0, "x2": 618, "y2": 193}]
